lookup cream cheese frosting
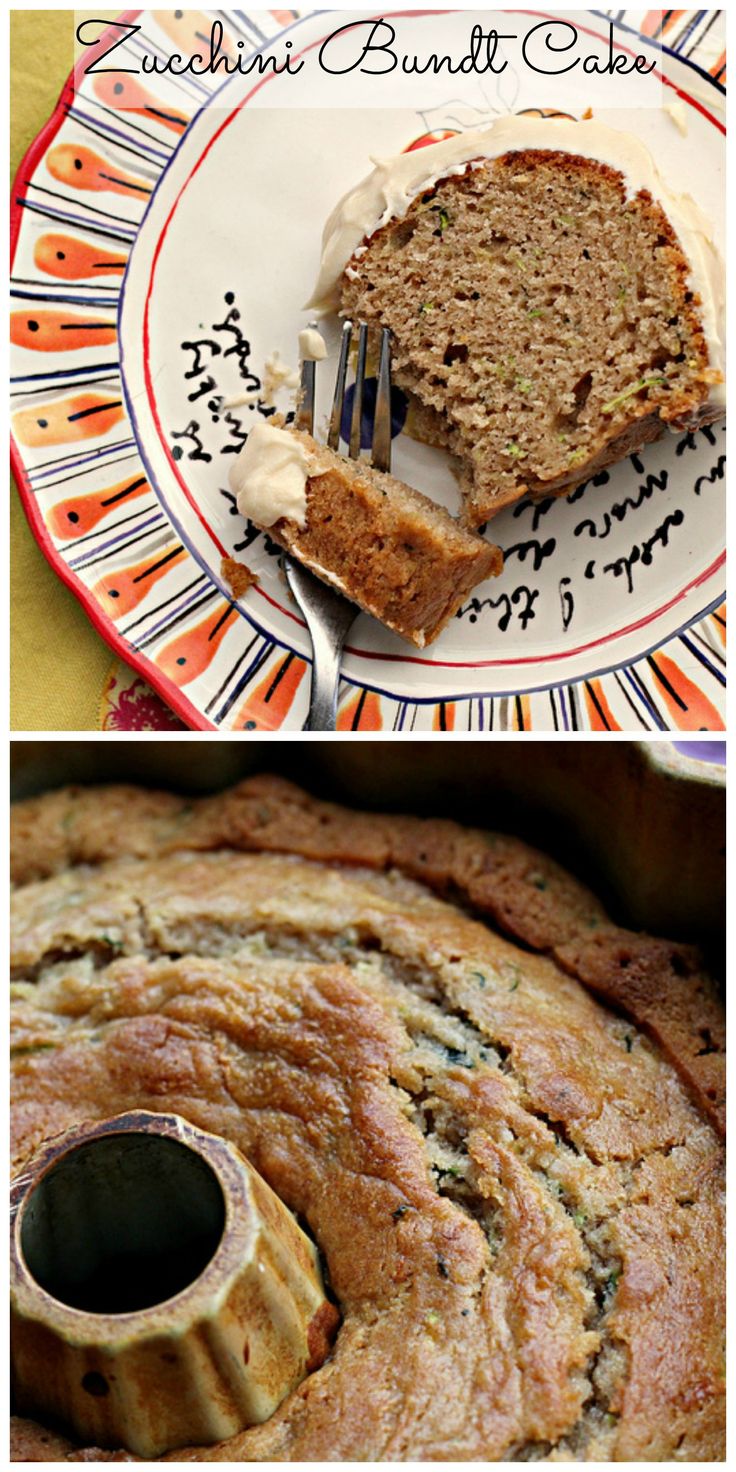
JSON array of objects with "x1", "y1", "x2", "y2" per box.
[
  {"x1": 229, "y1": 421, "x2": 309, "y2": 529},
  {"x1": 307, "y1": 116, "x2": 724, "y2": 408},
  {"x1": 298, "y1": 326, "x2": 327, "y2": 361}
]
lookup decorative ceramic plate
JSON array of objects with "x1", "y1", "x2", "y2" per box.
[{"x1": 11, "y1": 8, "x2": 726, "y2": 731}]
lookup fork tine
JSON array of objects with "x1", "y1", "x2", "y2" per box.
[
  {"x1": 327, "y1": 319, "x2": 352, "y2": 451},
  {"x1": 371, "y1": 326, "x2": 392, "y2": 473},
  {"x1": 349, "y1": 322, "x2": 368, "y2": 460},
  {"x1": 295, "y1": 320, "x2": 317, "y2": 433}
]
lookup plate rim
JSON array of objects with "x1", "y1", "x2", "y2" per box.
[
  {"x1": 10, "y1": 7, "x2": 217, "y2": 731},
  {"x1": 122, "y1": 6, "x2": 726, "y2": 695}
]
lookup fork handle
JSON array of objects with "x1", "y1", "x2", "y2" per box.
[{"x1": 303, "y1": 621, "x2": 350, "y2": 730}]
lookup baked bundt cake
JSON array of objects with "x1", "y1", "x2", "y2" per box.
[
  {"x1": 309, "y1": 117, "x2": 725, "y2": 526},
  {"x1": 10, "y1": 777, "x2": 725, "y2": 1460}
]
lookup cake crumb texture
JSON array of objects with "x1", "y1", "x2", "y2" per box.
[
  {"x1": 341, "y1": 151, "x2": 719, "y2": 525},
  {"x1": 220, "y1": 557, "x2": 259, "y2": 599},
  {"x1": 269, "y1": 429, "x2": 501, "y2": 646}
]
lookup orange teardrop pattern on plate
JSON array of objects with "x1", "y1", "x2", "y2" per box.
[
  {"x1": 583, "y1": 679, "x2": 621, "y2": 732},
  {"x1": 432, "y1": 702, "x2": 456, "y2": 731},
  {"x1": 648, "y1": 654, "x2": 725, "y2": 731},
  {"x1": 13, "y1": 394, "x2": 124, "y2": 447},
  {"x1": 48, "y1": 476, "x2": 150, "y2": 540},
  {"x1": 34, "y1": 233, "x2": 128, "y2": 280},
  {"x1": 92, "y1": 74, "x2": 189, "y2": 134},
  {"x1": 337, "y1": 690, "x2": 383, "y2": 731},
  {"x1": 511, "y1": 695, "x2": 531, "y2": 732},
  {"x1": 46, "y1": 144, "x2": 151, "y2": 198},
  {"x1": 639, "y1": 10, "x2": 688, "y2": 39},
  {"x1": 710, "y1": 50, "x2": 726, "y2": 83},
  {"x1": 92, "y1": 546, "x2": 186, "y2": 618},
  {"x1": 709, "y1": 603, "x2": 726, "y2": 646},
  {"x1": 232, "y1": 652, "x2": 307, "y2": 730},
  {"x1": 11, "y1": 310, "x2": 116, "y2": 353},
  {"x1": 156, "y1": 602, "x2": 239, "y2": 687},
  {"x1": 153, "y1": 9, "x2": 236, "y2": 60}
]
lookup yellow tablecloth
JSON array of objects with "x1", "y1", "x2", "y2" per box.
[{"x1": 10, "y1": 10, "x2": 164, "y2": 731}]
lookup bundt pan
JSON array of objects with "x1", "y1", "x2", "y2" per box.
[{"x1": 10, "y1": 1111, "x2": 338, "y2": 1457}]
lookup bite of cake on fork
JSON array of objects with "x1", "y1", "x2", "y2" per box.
[{"x1": 228, "y1": 320, "x2": 502, "y2": 653}]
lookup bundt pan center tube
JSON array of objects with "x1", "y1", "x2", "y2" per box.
[{"x1": 10, "y1": 1111, "x2": 339, "y2": 1458}]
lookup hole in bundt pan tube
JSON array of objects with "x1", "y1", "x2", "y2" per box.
[{"x1": 20, "y1": 1133, "x2": 225, "y2": 1314}]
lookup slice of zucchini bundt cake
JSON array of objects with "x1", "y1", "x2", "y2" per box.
[{"x1": 309, "y1": 117, "x2": 725, "y2": 527}]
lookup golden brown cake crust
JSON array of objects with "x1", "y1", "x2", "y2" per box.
[
  {"x1": 10, "y1": 780, "x2": 725, "y2": 1462},
  {"x1": 11, "y1": 776, "x2": 724, "y2": 1134}
]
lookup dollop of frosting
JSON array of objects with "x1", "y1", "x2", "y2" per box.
[
  {"x1": 229, "y1": 422, "x2": 309, "y2": 528},
  {"x1": 298, "y1": 326, "x2": 327, "y2": 361},
  {"x1": 306, "y1": 115, "x2": 724, "y2": 407}
]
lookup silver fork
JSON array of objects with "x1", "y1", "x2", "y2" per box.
[{"x1": 284, "y1": 319, "x2": 392, "y2": 731}]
